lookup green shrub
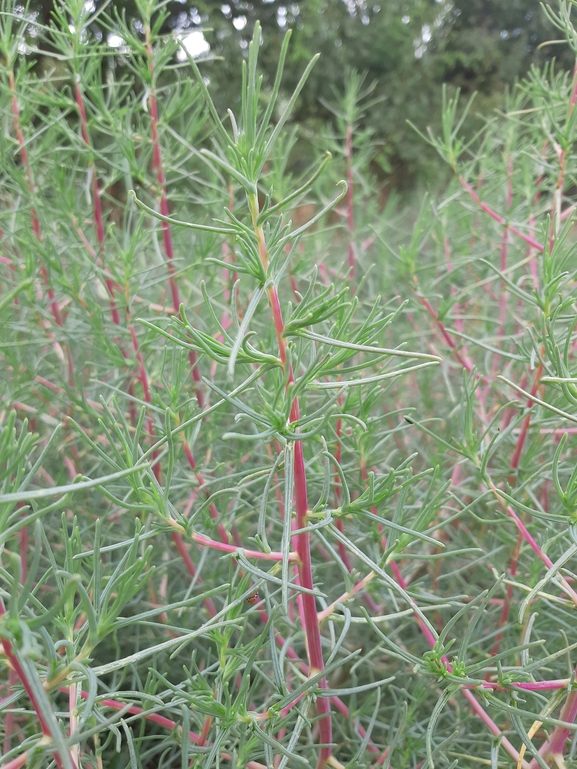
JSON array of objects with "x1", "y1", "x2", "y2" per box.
[{"x1": 2, "y1": 2, "x2": 577, "y2": 768}]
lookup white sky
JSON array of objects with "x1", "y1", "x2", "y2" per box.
[
  {"x1": 106, "y1": 30, "x2": 211, "y2": 59},
  {"x1": 177, "y1": 30, "x2": 211, "y2": 60}
]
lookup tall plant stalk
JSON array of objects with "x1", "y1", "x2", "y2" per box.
[
  {"x1": 143, "y1": 11, "x2": 204, "y2": 407},
  {"x1": 4, "y1": 2, "x2": 577, "y2": 768}
]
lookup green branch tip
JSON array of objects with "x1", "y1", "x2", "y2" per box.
[{"x1": 129, "y1": 190, "x2": 236, "y2": 234}]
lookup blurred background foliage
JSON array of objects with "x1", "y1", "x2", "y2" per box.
[{"x1": 23, "y1": 0, "x2": 576, "y2": 189}]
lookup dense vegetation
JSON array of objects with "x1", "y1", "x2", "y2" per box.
[
  {"x1": 2, "y1": 1, "x2": 577, "y2": 768},
  {"x1": 21, "y1": 0, "x2": 577, "y2": 187}
]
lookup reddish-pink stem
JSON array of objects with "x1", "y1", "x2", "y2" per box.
[
  {"x1": 181, "y1": 439, "x2": 228, "y2": 543},
  {"x1": 459, "y1": 176, "x2": 544, "y2": 252},
  {"x1": 509, "y1": 363, "x2": 542, "y2": 479},
  {"x1": 74, "y1": 84, "x2": 146, "y2": 462},
  {"x1": 360, "y1": 456, "x2": 531, "y2": 764},
  {"x1": 379, "y1": 551, "x2": 530, "y2": 765},
  {"x1": 74, "y1": 82, "x2": 120, "y2": 325},
  {"x1": 145, "y1": 28, "x2": 203, "y2": 407},
  {"x1": 8, "y1": 70, "x2": 39, "y2": 242},
  {"x1": 72, "y1": 77, "x2": 222, "y2": 622},
  {"x1": 488, "y1": 328, "x2": 546, "y2": 654},
  {"x1": 2, "y1": 753, "x2": 29, "y2": 769},
  {"x1": 190, "y1": 529, "x2": 296, "y2": 561},
  {"x1": 198, "y1": 715, "x2": 212, "y2": 747},
  {"x1": 486, "y1": 479, "x2": 577, "y2": 605},
  {"x1": 250, "y1": 197, "x2": 331, "y2": 767},
  {"x1": 529, "y1": 674, "x2": 577, "y2": 768},
  {"x1": 171, "y1": 532, "x2": 217, "y2": 616},
  {"x1": 9, "y1": 69, "x2": 73, "y2": 382},
  {"x1": 481, "y1": 680, "x2": 571, "y2": 692},
  {"x1": 417, "y1": 294, "x2": 485, "y2": 381},
  {"x1": 460, "y1": 689, "x2": 528, "y2": 765},
  {"x1": 69, "y1": 689, "x2": 266, "y2": 769},
  {"x1": 261, "y1": 610, "x2": 382, "y2": 755},
  {"x1": 148, "y1": 91, "x2": 180, "y2": 313},
  {"x1": 0, "y1": 602, "x2": 74, "y2": 769},
  {"x1": 489, "y1": 366, "x2": 543, "y2": 656}
]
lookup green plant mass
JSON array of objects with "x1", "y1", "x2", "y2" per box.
[{"x1": 2, "y1": 1, "x2": 577, "y2": 768}]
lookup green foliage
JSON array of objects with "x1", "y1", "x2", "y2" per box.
[
  {"x1": 18, "y1": 0, "x2": 577, "y2": 189},
  {"x1": 3, "y1": 1, "x2": 577, "y2": 768}
]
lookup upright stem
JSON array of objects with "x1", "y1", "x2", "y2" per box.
[
  {"x1": 529, "y1": 141, "x2": 546, "y2": 290},
  {"x1": 416, "y1": 293, "x2": 481, "y2": 380},
  {"x1": 249, "y1": 195, "x2": 332, "y2": 768},
  {"x1": 144, "y1": 27, "x2": 203, "y2": 407},
  {"x1": 74, "y1": 80, "x2": 120, "y2": 326},
  {"x1": 3, "y1": 509, "x2": 27, "y2": 755},
  {"x1": 73, "y1": 75, "x2": 159, "y2": 470},
  {"x1": 8, "y1": 70, "x2": 39, "y2": 241},
  {"x1": 459, "y1": 176, "x2": 544, "y2": 253},
  {"x1": 8, "y1": 68, "x2": 73, "y2": 383},
  {"x1": 72, "y1": 71, "x2": 223, "y2": 626},
  {"x1": 508, "y1": 363, "x2": 543, "y2": 482},
  {"x1": 0, "y1": 601, "x2": 75, "y2": 769},
  {"x1": 529, "y1": 674, "x2": 577, "y2": 768}
]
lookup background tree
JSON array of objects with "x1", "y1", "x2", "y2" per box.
[{"x1": 22, "y1": 0, "x2": 575, "y2": 186}]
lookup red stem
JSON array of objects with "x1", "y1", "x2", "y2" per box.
[
  {"x1": 190, "y1": 529, "x2": 296, "y2": 561},
  {"x1": 181, "y1": 437, "x2": 229, "y2": 543},
  {"x1": 74, "y1": 83, "x2": 120, "y2": 325},
  {"x1": 372, "y1": 535, "x2": 530, "y2": 765},
  {"x1": 2, "y1": 753, "x2": 29, "y2": 769},
  {"x1": 72, "y1": 74, "x2": 226, "y2": 627},
  {"x1": 145, "y1": 28, "x2": 203, "y2": 407},
  {"x1": 66, "y1": 689, "x2": 267, "y2": 769},
  {"x1": 3, "y1": 514, "x2": 28, "y2": 755},
  {"x1": 0, "y1": 602, "x2": 74, "y2": 769},
  {"x1": 529, "y1": 676, "x2": 577, "y2": 768},
  {"x1": 8, "y1": 70, "x2": 40, "y2": 241},
  {"x1": 509, "y1": 363, "x2": 543, "y2": 479},
  {"x1": 251, "y1": 197, "x2": 332, "y2": 767},
  {"x1": 262, "y1": 611, "x2": 382, "y2": 754},
  {"x1": 459, "y1": 176, "x2": 544, "y2": 252},
  {"x1": 9, "y1": 69, "x2": 73, "y2": 383},
  {"x1": 519, "y1": 87, "x2": 577, "y2": 767},
  {"x1": 417, "y1": 294, "x2": 484, "y2": 381}
]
